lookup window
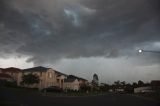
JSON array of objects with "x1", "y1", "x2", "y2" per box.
[
  {"x1": 57, "y1": 79, "x2": 59, "y2": 83},
  {"x1": 48, "y1": 72, "x2": 52, "y2": 78},
  {"x1": 40, "y1": 72, "x2": 42, "y2": 77}
]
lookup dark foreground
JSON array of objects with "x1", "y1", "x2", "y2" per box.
[{"x1": 0, "y1": 87, "x2": 160, "y2": 106}]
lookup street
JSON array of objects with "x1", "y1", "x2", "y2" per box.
[{"x1": 0, "y1": 87, "x2": 159, "y2": 106}]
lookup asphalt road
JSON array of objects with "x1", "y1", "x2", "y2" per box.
[{"x1": 0, "y1": 87, "x2": 160, "y2": 106}]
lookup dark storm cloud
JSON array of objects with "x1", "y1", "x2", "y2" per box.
[{"x1": 0, "y1": 0, "x2": 160, "y2": 65}]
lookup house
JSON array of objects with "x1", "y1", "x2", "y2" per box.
[
  {"x1": 0, "y1": 66, "x2": 68, "y2": 90},
  {"x1": 63, "y1": 75, "x2": 88, "y2": 91},
  {"x1": 134, "y1": 86, "x2": 154, "y2": 93},
  {"x1": 0, "y1": 67, "x2": 22, "y2": 85},
  {"x1": 0, "y1": 66, "x2": 88, "y2": 91},
  {"x1": 67, "y1": 75, "x2": 88, "y2": 86},
  {"x1": 0, "y1": 73, "x2": 14, "y2": 82},
  {"x1": 115, "y1": 88, "x2": 125, "y2": 93},
  {"x1": 151, "y1": 80, "x2": 160, "y2": 90},
  {"x1": 63, "y1": 78, "x2": 80, "y2": 91},
  {"x1": 55, "y1": 70, "x2": 68, "y2": 88},
  {"x1": 0, "y1": 68, "x2": 2, "y2": 72},
  {"x1": 22, "y1": 66, "x2": 67, "y2": 90}
]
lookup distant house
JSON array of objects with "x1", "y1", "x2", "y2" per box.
[
  {"x1": 151, "y1": 80, "x2": 160, "y2": 90},
  {"x1": 0, "y1": 67, "x2": 22, "y2": 85},
  {"x1": 134, "y1": 86, "x2": 154, "y2": 93},
  {"x1": 115, "y1": 88, "x2": 125, "y2": 93},
  {"x1": 67, "y1": 75, "x2": 88, "y2": 86},
  {"x1": 0, "y1": 68, "x2": 2, "y2": 73},
  {"x1": 63, "y1": 78, "x2": 80, "y2": 91},
  {"x1": 0, "y1": 73, "x2": 14, "y2": 82}
]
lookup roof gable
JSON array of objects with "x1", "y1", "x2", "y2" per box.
[
  {"x1": 0, "y1": 73, "x2": 12, "y2": 78},
  {"x1": 68, "y1": 75, "x2": 87, "y2": 81},
  {"x1": 64, "y1": 78, "x2": 77, "y2": 83},
  {"x1": 55, "y1": 70, "x2": 68, "y2": 77},
  {"x1": 1, "y1": 67, "x2": 21, "y2": 73},
  {"x1": 23, "y1": 66, "x2": 50, "y2": 72}
]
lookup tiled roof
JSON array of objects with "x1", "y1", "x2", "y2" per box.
[
  {"x1": 64, "y1": 78, "x2": 77, "y2": 83},
  {"x1": 1, "y1": 67, "x2": 21, "y2": 73},
  {"x1": 0, "y1": 73, "x2": 12, "y2": 78},
  {"x1": 68, "y1": 75, "x2": 87, "y2": 81},
  {"x1": 55, "y1": 70, "x2": 68, "y2": 76},
  {"x1": 23, "y1": 66, "x2": 50, "y2": 72}
]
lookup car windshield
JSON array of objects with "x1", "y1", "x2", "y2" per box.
[{"x1": 0, "y1": 0, "x2": 160, "y2": 106}]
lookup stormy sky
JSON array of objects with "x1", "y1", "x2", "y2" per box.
[{"x1": 0, "y1": 0, "x2": 160, "y2": 83}]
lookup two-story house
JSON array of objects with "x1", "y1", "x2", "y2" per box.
[
  {"x1": 0, "y1": 66, "x2": 88, "y2": 91},
  {"x1": 22, "y1": 66, "x2": 67, "y2": 90}
]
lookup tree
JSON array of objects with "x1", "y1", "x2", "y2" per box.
[
  {"x1": 80, "y1": 84, "x2": 91, "y2": 92},
  {"x1": 121, "y1": 81, "x2": 126, "y2": 86},
  {"x1": 92, "y1": 74, "x2": 99, "y2": 87},
  {"x1": 99, "y1": 83, "x2": 110, "y2": 92},
  {"x1": 138, "y1": 80, "x2": 144, "y2": 87},
  {"x1": 132, "y1": 82, "x2": 138, "y2": 88},
  {"x1": 114, "y1": 80, "x2": 121, "y2": 88},
  {"x1": 125, "y1": 83, "x2": 134, "y2": 93},
  {"x1": 21, "y1": 73, "x2": 40, "y2": 86}
]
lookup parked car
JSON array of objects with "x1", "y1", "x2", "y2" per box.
[{"x1": 41, "y1": 86, "x2": 62, "y2": 92}]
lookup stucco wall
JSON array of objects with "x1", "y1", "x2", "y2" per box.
[
  {"x1": 63, "y1": 79, "x2": 80, "y2": 91},
  {"x1": 20, "y1": 69, "x2": 58, "y2": 89}
]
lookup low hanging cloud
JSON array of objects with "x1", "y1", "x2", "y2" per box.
[{"x1": 0, "y1": 0, "x2": 160, "y2": 66}]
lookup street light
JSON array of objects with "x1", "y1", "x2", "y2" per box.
[
  {"x1": 138, "y1": 49, "x2": 143, "y2": 53},
  {"x1": 138, "y1": 49, "x2": 160, "y2": 54}
]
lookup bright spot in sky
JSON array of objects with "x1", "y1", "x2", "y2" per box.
[{"x1": 138, "y1": 49, "x2": 143, "y2": 53}]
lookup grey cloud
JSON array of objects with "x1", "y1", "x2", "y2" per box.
[{"x1": 0, "y1": 0, "x2": 160, "y2": 66}]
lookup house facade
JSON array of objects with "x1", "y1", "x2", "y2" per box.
[
  {"x1": 0, "y1": 66, "x2": 88, "y2": 91},
  {"x1": 0, "y1": 67, "x2": 22, "y2": 85},
  {"x1": 134, "y1": 86, "x2": 154, "y2": 93},
  {"x1": 22, "y1": 66, "x2": 67, "y2": 90},
  {"x1": 67, "y1": 75, "x2": 88, "y2": 86},
  {"x1": 0, "y1": 73, "x2": 14, "y2": 82},
  {"x1": 151, "y1": 80, "x2": 160, "y2": 90},
  {"x1": 63, "y1": 78, "x2": 80, "y2": 91}
]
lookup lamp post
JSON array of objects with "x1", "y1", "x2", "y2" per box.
[{"x1": 138, "y1": 49, "x2": 160, "y2": 54}]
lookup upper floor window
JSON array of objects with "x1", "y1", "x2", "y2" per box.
[
  {"x1": 40, "y1": 72, "x2": 42, "y2": 77},
  {"x1": 48, "y1": 72, "x2": 52, "y2": 78}
]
